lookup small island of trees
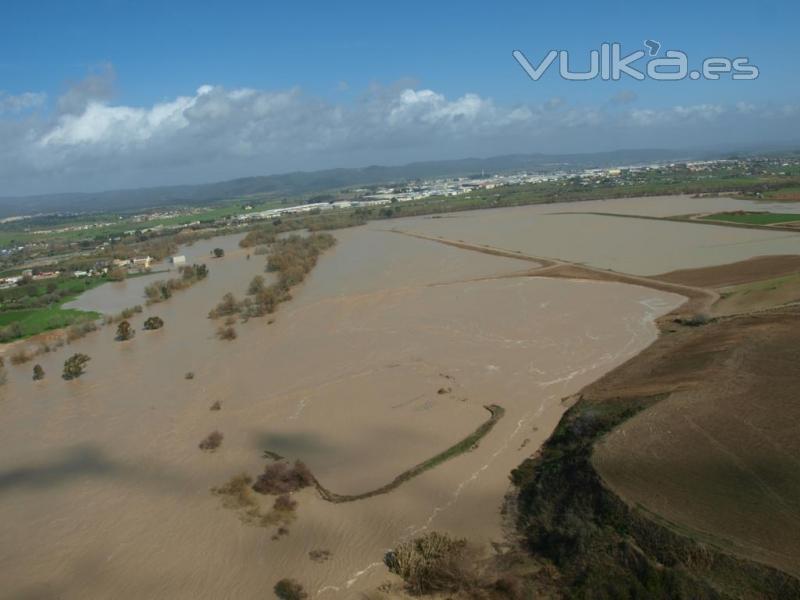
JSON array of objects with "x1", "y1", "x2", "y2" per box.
[
  {"x1": 62, "y1": 353, "x2": 91, "y2": 380},
  {"x1": 209, "y1": 233, "x2": 336, "y2": 321},
  {"x1": 143, "y1": 316, "x2": 164, "y2": 330},
  {"x1": 115, "y1": 320, "x2": 135, "y2": 341},
  {"x1": 144, "y1": 263, "x2": 208, "y2": 305}
]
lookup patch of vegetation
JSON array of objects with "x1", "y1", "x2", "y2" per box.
[
  {"x1": 115, "y1": 320, "x2": 135, "y2": 341},
  {"x1": 62, "y1": 353, "x2": 90, "y2": 380},
  {"x1": 212, "y1": 248, "x2": 225, "y2": 258},
  {"x1": 0, "y1": 307, "x2": 100, "y2": 342},
  {"x1": 209, "y1": 233, "x2": 336, "y2": 321},
  {"x1": 252, "y1": 460, "x2": 314, "y2": 495},
  {"x1": 184, "y1": 371, "x2": 195, "y2": 380},
  {"x1": 32, "y1": 364, "x2": 45, "y2": 380},
  {"x1": 10, "y1": 346, "x2": 34, "y2": 365},
  {"x1": 144, "y1": 264, "x2": 208, "y2": 305},
  {"x1": 266, "y1": 233, "x2": 336, "y2": 283},
  {"x1": 216, "y1": 325, "x2": 237, "y2": 340},
  {"x1": 199, "y1": 430, "x2": 223, "y2": 452},
  {"x1": 0, "y1": 275, "x2": 112, "y2": 342},
  {"x1": 108, "y1": 305, "x2": 143, "y2": 323},
  {"x1": 274, "y1": 578, "x2": 308, "y2": 600},
  {"x1": 212, "y1": 474, "x2": 259, "y2": 512},
  {"x1": 510, "y1": 396, "x2": 800, "y2": 599},
  {"x1": 239, "y1": 228, "x2": 276, "y2": 248},
  {"x1": 210, "y1": 400, "x2": 221, "y2": 411},
  {"x1": 701, "y1": 211, "x2": 800, "y2": 225},
  {"x1": 209, "y1": 292, "x2": 241, "y2": 319},
  {"x1": 385, "y1": 532, "x2": 485, "y2": 596},
  {"x1": 247, "y1": 275, "x2": 266, "y2": 295},
  {"x1": 0, "y1": 274, "x2": 104, "y2": 311},
  {"x1": 673, "y1": 313, "x2": 713, "y2": 327},
  {"x1": 309, "y1": 549, "x2": 332, "y2": 563},
  {"x1": 212, "y1": 473, "x2": 298, "y2": 530},
  {"x1": 143, "y1": 316, "x2": 164, "y2": 330},
  {"x1": 66, "y1": 318, "x2": 99, "y2": 341}
]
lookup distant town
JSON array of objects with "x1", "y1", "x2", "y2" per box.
[{"x1": 0, "y1": 153, "x2": 798, "y2": 280}]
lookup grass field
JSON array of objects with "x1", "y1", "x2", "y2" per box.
[
  {"x1": 0, "y1": 198, "x2": 288, "y2": 247},
  {"x1": 0, "y1": 273, "x2": 160, "y2": 341},
  {"x1": 701, "y1": 211, "x2": 800, "y2": 225},
  {"x1": 0, "y1": 306, "x2": 100, "y2": 339},
  {"x1": 762, "y1": 186, "x2": 800, "y2": 201},
  {"x1": 714, "y1": 272, "x2": 800, "y2": 315}
]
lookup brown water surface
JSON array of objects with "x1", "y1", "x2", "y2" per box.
[{"x1": 0, "y1": 225, "x2": 683, "y2": 598}]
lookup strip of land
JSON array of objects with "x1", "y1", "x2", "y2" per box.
[{"x1": 288, "y1": 404, "x2": 505, "y2": 504}]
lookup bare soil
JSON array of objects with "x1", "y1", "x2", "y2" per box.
[
  {"x1": 592, "y1": 307, "x2": 800, "y2": 577},
  {"x1": 654, "y1": 254, "x2": 800, "y2": 288}
]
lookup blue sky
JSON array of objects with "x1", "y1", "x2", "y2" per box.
[{"x1": 0, "y1": 0, "x2": 798, "y2": 194}]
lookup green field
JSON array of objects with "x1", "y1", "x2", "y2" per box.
[
  {"x1": 0, "y1": 197, "x2": 288, "y2": 248},
  {"x1": 0, "y1": 306, "x2": 100, "y2": 339},
  {"x1": 701, "y1": 211, "x2": 800, "y2": 225},
  {"x1": 0, "y1": 273, "x2": 160, "y2": 341},
  {"x1": 761, "y1": 186, "x2": 800, "y2": 200}
]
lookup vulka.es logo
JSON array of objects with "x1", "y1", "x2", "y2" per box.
[{"x1": 513, "y1": 42, "x2": 759, "y2": 81}]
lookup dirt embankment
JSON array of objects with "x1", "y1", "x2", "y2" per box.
[
  {"x1": 512, "y1": 307, "x2": 800, "y2": 598},
  {"x1": 593, "y1": 309, "x2": 800, "y2": 579},
  {"x1": 655, "y1": 254, "x2": 800, "y2": 288},
  {"x1": 389, "y1": 229, "x2": 718, "y2": 318},
  {"x1": 511, "y1": 304, "x2": 800, "y2": 599}
]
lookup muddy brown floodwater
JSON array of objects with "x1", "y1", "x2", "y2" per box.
[
  {"x1": 385, "y1": 195, "x2": 800, "y2": 275},
  {"x1": 0, "y1": 225, "x2": 683, "y2": 599}
]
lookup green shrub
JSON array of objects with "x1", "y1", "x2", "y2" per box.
[
  {"x1": 115, "y1": 320, "x2": 135, "y2": 341},
  {"x1": 216, "y1": 325, "x2": 237, "y2": 340},
  {"x1": 384, "y1": 532, "x2": 477, "y2": 595},
  {"x1": 143, "y1": 316, "x2": 164, "y2": 330},
  {"x1": 62, "y1": 353, "x2": 91, "y2": 380}
]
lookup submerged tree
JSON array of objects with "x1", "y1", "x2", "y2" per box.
[
  {"x1": 143, "y1": 316, "x2": 164, "y2": 330},
  {"x1": 274, "y1": 578, "x2": 308, "y2": 600},
  {"x1": 107, "y1": 266, "x2": 127, "y2": 281},
  {"x1": 62, "y1": 353, "x2": 91, "y2": 380},
  {"x1": 212, "y1": 248, "x2": 225, "y2": 258},
  {"x1": 116, "y1": 320, "x2": 135, "y2": 341},
  {"x1": 32, "y1": 364, "x2": 45, "y2": 381},
  {"x1": 247, "y1": 275, "x2": 265, "y2": 296}
]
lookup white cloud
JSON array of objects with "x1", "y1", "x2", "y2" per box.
[
  {"x1": 57, "y1": 63, "x2": 116, "y2": 115},
  {"x1": 628, "y1": 104, "x2": 726, "y2": 126},
  {"x1": 0, "y1": 91, "x2": 46, "y2": 114},
  {"x1": 0, "y1": 72, "x2": 798, "y2": 195}
]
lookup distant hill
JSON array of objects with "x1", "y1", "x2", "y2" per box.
[{"x1": 0, "y1": 148, "x2": 707, "y2": 218}]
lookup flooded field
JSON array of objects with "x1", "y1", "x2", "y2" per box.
[
  {"x1": 385, "y1": 195, "x2": 800, "y2": 275},
  {"x1": 511, "y1": 194, "x2": 800, "y2": 218},
  {"x1": 0, "y1": 220, "x2": 684, "y2": 599}
]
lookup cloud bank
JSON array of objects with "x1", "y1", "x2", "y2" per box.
[{"x1": 0, "y1": 71, "x2": 798, "y2": 195}]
